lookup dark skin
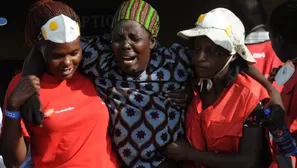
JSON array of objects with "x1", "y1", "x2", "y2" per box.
[
  {"x1": 111, "y1": 20, "x2": 156, "y2": 76},
  {"x1": 268, "y1": 31, "x2": 297, "y2": 83},
  {"x1": 269, "y1": 30, "x2": 297, "y2": 64},
  {"x1": 0, "y1": 37, "x2": 82, "y2": 168},
  {"x1": 112, "y1": 20, "x2": 187, "y2": 168},
  {"x1": 40, "y1": 38, "x2": 82, "y2": 80},
  {"x1": 162, "y1": 36, "x2": 263, "y2": 168},
  {"x1": 189, "y1": 36, "x2": 236, "y2": 108}
]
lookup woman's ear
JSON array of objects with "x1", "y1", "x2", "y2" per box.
[{"x1": 150, "y1": 35, "x2": 157, "y2": 49}]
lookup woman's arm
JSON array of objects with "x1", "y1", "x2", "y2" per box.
[
  {"x1": 246, "y1": 64, "x2": 283, "y2": 108},
  {"x1": 0, "y1": 75, "x2": 39, "y2": 167},
  {"x1": 246, "y1": 64, "x2": 274, "y2": 92},
  {"x1": 0, "y1": 117, "x2": 27, "y2": 168}
]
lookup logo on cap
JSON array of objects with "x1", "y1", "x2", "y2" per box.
[{"x1": 197, "y1": 14, "x2": 205, "y2": 24}]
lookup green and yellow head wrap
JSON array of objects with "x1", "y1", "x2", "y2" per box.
[{"x1": 111, "y1": 0, "x2": 160, "y2": 36}]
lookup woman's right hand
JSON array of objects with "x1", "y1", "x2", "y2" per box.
[{"x1": 7, "y1": 75, "x2": 40, "y2": 111}]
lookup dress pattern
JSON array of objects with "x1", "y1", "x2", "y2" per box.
[{"x1": 81, "y1": 36, "x2": 192, "y2": 168}]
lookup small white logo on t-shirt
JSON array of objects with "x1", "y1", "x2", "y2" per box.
[
  {"x1": 55, "y1": 107, "x2": 75, "y2": 114},
  {"x1": 253, "y1": 52, "x2": 265, "y2": 58}
]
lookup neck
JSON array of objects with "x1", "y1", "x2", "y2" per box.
[
  {"x1": 199, "y1": 65, "x2": 229, "y2": 93},
  {"x1": 211, "y1": 78, "x2": 225, "y2": 92},
  {"x1": 286, "y1": 46, "x2": 297, "y2": 62},
  {"x1": 211, "y1": 67, "x2": 229, "y2": 91},
  {"x1": 212, "y1": 65, "x2": 229, "y2": 80}
]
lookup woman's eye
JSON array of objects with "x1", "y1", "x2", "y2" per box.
[{"x1": 70, "y1": 51, "x2": 79, "y2": 56}]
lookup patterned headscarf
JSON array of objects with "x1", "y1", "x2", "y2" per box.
[{"x1": 111, "y1": 0, "x2": 160, "y2": 36}]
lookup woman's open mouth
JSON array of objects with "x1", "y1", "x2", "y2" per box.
[
  {"x1": 60, "y1": 67, "x2": 73, "y2": 76},
  {"x1": 121, "y1": 56, "x2": 137, "y2": 65}
]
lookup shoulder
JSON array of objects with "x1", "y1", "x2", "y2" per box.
[
  {"x1": 169, "y1": 43, "x2": 190, "y2": 62},
  {"x1": 81, "y1": 36, "x2": 112, "y2": 59},
  {"x1": 81, "y1": 36, "x2": 110, "y2": 50},
  {"x1": 153, "y1": 43, "x2": 193, "y2": 77},
  {"x1": 234, "y1": 73, "x2": 262, "y2": 88},
  {"x1": 154, "y1": 43, "x2": 188, "y2": 59},
  {"x1": 80, "y1": 36, "x2": 113, "y2": 72},
  {"x1": 234, "y1": 73, "x2": 269, "y2": 101},
  {"x1": 232, "y1": 74, "x2": 268, "y2": 119}
]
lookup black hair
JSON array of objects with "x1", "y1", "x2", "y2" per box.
[
  {"x1": 25, "y1": 0, "x2": 80, "y2": 47},
  {"x1": 222, "y1": 55, "x2": 249, "y2": 87},
  {"x1": 229, "y1": 0, "x2": 267, "y2": 32},
  {"x1": 269, "y1": 0, "x2": 297, "y2": 43}
]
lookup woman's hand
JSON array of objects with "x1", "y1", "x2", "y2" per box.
[
  {"x1": 165, "y1": 86, "x2": 192, "y2": 108},
  {"x1": 263, "y1": 104, "x2": 285, "y2": 130},
  {"x1": 7, "y1": 75, "x2": 40, "y2": 111},
  {"x1": 161, "y1": 138, "x2": 192, "y2": 161}
]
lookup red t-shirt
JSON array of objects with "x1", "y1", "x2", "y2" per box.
[
  {"x1": 245, "y1": 31, "x2": 283, "y2": 92},
  {"x1": 3, "y1": 72, "x2": 119, "y2": 168},
  {"x1": 185, "y1": 73, "x2": 269, "y2": 168},
  {"x1": 278, "y1": 66, "x2": 297, "y2": 168},
  {"x1": 282, "y1": 67, "x2": 297, "y2": 140}
]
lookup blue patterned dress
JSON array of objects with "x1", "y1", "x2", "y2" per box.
[{"x1": 81, "y1": 36, "x2": 192, "y2": 168}]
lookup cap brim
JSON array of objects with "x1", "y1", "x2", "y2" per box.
[
  {"x1": 177, "y1": 27, "x2": 234, "y2": 52},
  {"x1": 177, "y1": 27, "x2": 256, "y2": 63},
  {"x1": 0, "y1": 17, "x2": 7, "y2": 26},
  {"x1": 237, "y1": 45, "x2": 256, "y2": 63},
  {"x1": 177, "y1": 26, "x2": 206, "y2": 40}
]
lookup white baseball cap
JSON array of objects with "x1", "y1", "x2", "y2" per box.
[
  {"x1": 177, "y1": 8, "x2": 255, "y2": 63},
  {"x1": 39, "y1": 14, "x2": 80, "y2": 43},
  {"x1": 0, "y1": 17, "x2": 7, "y2": 26}
]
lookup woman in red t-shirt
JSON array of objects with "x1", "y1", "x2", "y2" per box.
[{"x1": 0, "y1": 1, "x2": 119, "y2": 168}]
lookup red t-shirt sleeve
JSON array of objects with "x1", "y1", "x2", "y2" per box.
[{"x1": 2, "y1": 73, "x2": 30, "y2": 138}]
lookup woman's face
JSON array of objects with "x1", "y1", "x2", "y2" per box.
[
  {"x1": 39, "y1": 37, "x2": 82, "y2": 80},
  {"x1": 190, "y1": 36, "x2": 233, "y2": 78},
  {"x1": 269, "y1": 30, "x2": 288, "y2": 63},
  {"x1": 111, "y1": 20, "x2": 156, "y2": 75}
]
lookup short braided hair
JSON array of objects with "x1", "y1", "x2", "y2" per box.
[{"x1": 25, "y1": 0, "x2": 80, "y2": 47}]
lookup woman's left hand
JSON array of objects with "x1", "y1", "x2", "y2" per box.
[
  {"x1": 165, "y1": 86, "x2": 191, "y2": 108},
  {"x1": 161, "y1": 138, "x2": 192, "y2": 161}
]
